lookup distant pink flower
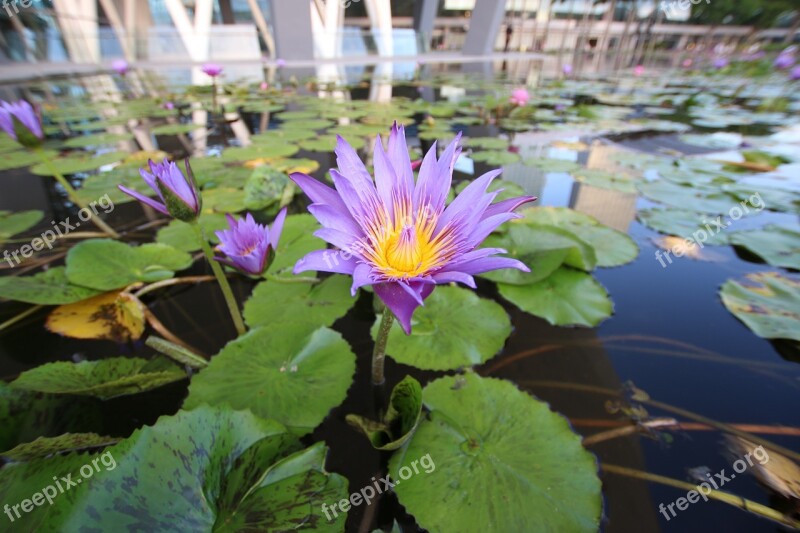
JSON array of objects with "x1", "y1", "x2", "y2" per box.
[
  {"x1": 162, "y1": 101, "x2": 175, "y2": 110},
  {"x1": 510, "y1": 88, "x2": 530, "y2": 106},
  {"x1": 201, "y1": 63, "x2": 223, "y2": 77},
  {"x1": 260, "y1": 81, "x2": 269, "y2": 90},
  {"x1": 111, "y1": 59, "x2": 129, "y2": 76},
  {"x1": 682, "y1": 59, "x2": 693, "y2": 68},
  {"x1": 633, "y1": 65, "x2": 645, "y2": 76}
]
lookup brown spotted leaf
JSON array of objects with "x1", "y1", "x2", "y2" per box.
[{"x1": 46, "y1": 291, "x2": 145, "y2": 342}]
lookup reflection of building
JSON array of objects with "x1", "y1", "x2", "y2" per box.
[{"x1": 570, "y1": 183, "x2": 637, "y2": 233}]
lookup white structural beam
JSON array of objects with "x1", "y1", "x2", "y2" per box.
[{"x1": 52, "y1": 0, "x2": 101, "y2": 63}]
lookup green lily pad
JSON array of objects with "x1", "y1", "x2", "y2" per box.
[
  {"x1": 221, "y1": 144, "x2": 299, "y2": 163},
  {"x1": 150, "y1": 123, "x2": 204, "y2": 135},
  {"x1": 75, "y1": 166, "x2": 154, "y2": 205},
  {"x1": 388, "y1": 374, "x2": 602, "y2": 532},
  {"x1": 0, "y1": 210, "x2": 43, "y2": 244},
  {"x1": 280, "y1": 118, "x2": 333, "y2": 131},
  {"x1": 62, "y1": 133, "x2": 132, "y2": 148},
  {"x1": 346, "y1": 375, "x2": 423, "y2": 450},
  {"x1": 185, "y1": 326, "x2": 356, "y2": 435},
  {"x1": 244, "y1": 165, "x2": 290, "y2": 210},
  {"x1": 573, "y1": 169, "x2": 638, "y2": 194},
  {"x1": 730, "y1": 225, "x2": 800, "y2": 270},
  {"x1": 463, "y1": 137, "x2": 510, "y2": 150},
  {"x1": 251, "y1": 129, "x2": 315, "y2": 143},
  {"x1": 30, "y1": 151, "x2": 127, "y2": 176},
  {"x1": 720, "y1": 272, "x2": 800, "y2": 341},
  {"x1": 470, "y1": 150, "x2": 521, "y2": 166},
  {"x1": 155, "y1": 214, "x2": 229, "y2": 253},
  {"x1": 499, "y1": 267, "x2": 613, "y2": 327},
  {"x1": 298, "y1": 135, "x2": 339, "y2": 152},
  {"x1": 1, "y1": 433, "x2": 118, "y2": 461},
  {"x1": 244, "y1": 275, "x2": 354, "y2": 333},
  {"x1": 0, "y1": 150, "x2": 57, "y2": 171},
  {"x1": 66, "y1": 239, "x2": 193, "y2": 290},
  {"x1": 10, "y1": 357, "x2": 186, "y2": 400},
  {"x1": 201, "y1": 187, "x2": 247, "y2": 213},
  {"x1": 266, "y1": 214, "x2": 324, "y2": 275},
  {"x1": 371, "y1": 286, "x2": 511, "y2": 371},
  {"x1": 454, "y1": 178, "x2": 525, "y2": 205},
  {"x1": 0, "y1": 267, "x2": 102, "y2": 304},
  {"x1": 637, "y1": 208, "x2": 731, "y2": 246},
  {"x1": 638, "y1": 180, "x2": 738, "y2": 214},
  {"x1": 517, "y1": 207, "x2": 637, "y2": 267},
  {"x1": 0, "y1": 406, "x2": 348, "y2": 531},
  {"x1": 524, "y1": 158, "x2": 581, "y2": 173}
]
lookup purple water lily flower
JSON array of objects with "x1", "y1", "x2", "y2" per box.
[
  {"x1": 276, "y1": 58, "x2": 287, "y2": 68},
  {"x1": 791, "y1": 66, "x2": 800, "y2": 81},
  {"x1": 201, "y1": 63, "x2": 223, "y2": 77},
  {"x1": 290, "y1": 124, "x2": 536, "y2": 334},
  {"x1": 562, "y1": 63, "x2": 573, "y2": 75},
  {"x1": 119, "y1": 159, "x2": 201, "y2": 221},
  {"x1": 0, "y1": 100, "x2": 43, "y2": 146},
  {"x1": 712, "y1": 57, "x2": 729, "y2": 69},
  {"x1": 111, "y1": 59, "x2": 129, "y2": 75},
  {"x1": 774, "y1": 54, "x2": 794, "y2": 70},
  {"x1": 215, "y1": 210, "x2": 287, "y2": 276}
]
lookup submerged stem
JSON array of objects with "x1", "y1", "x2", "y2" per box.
[
  {"x1": 372, "y1": 311, "x2": 395, "y2": 386},
  {"x1": 34, "y1": 148, "x2": 120, "y2": 238},
  {"x1": 191, "y1": 221, "x2": 246, "y2": 336}
]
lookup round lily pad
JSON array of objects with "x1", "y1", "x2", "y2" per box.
[
  {"x1": 0, "y1": 267, "x2": 101, "y2": 305},
  {"x1": 638, "y1": 180, "x2": 738, "y2": 214},
  {"x1": 371, "y1": 286, "x2": 511, "y2": 371},
  {"x1": 499, "y1": 267, "x2": 613, "y2": 327},
  {"x1": 637, "y1": 208, "x2": 731, "y2": 246},
  {"x1": 729, "y1": 225, "x2": 800, "y2": 270},
  {"x1": 184, "y1": 326, "x2": 356, "y2": 435},
  {"x1": 0, "y1": 210, "x2": 43, "y2": 244},
  {"x1": 389, "y1": 374, "x2": 602, "y2": 532},
  {"x1": 720, "y1": 272, "x2": 800, "y2": 341}
]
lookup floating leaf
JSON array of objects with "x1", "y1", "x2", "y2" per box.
[
  {"x1": 46, "y1": 291, "x2": 145, "y2": 342},
  {"x1": 346, "y1": 375, "x2": 423, "y2": 450},
  {"x1": 0, "y1": 150, "x2": 57, "y2": 171},
  {"x1": 463, "y1": 137, "x2": 509, "y2": 150},
  {"x1": 0, "y1": 210, "x2": 43, "y2": 244},
  {"x1": 220, "y1": 144, "x2": 299, "y2": 163},
  {"x1": 30, "y1": 151, "x2": 127, "y2": 176},
  {"x1": 729, "y1": 225, "x2": 800, "y2": 270},
  {"x1": 244, "y1": 275, "x2": 354, "y2": 333},
  {"x1": 155, "y1": 213, "x2": 228, "y2": 252},
  {"x1": 201, "y1": 187, "x2": 248, "y2": 213},
  {"x1": 66, "y1": 239, "x2": 193, "y2": 290},
  {"x1": 389, "y1": 374, "x2": 602, "y2": 532},
  {"x1": 10, "y1": 357, "x2": 186, "y2": 400},
  {"x1": 524, "y1": 158, "x2": 581, "y2": 173},
  {"x1": 185, "y1": 326, "x2": 355, "y2": 435},
  {"x1": 720, "y1": 272, "x2": 800, "y2": 341},
  {"x1": 1, "y1": 433, "x2": 118, "y2": 461},
  {"x1": 150, "y1": 123, "x2": 204, "y2": 135},
  {"x1": 470, "y1": 150, "x2": 521, "y2": 166},
  {"x1": 244, "y1": 165, "x2": 290, "y2": 210},
  {"x1": 62, "y1": 133, "x2": 132, "y2": 148},
  {"x1": 0, "y1": 267, "x2": 102, "y2": 305},
  {"x1": 266, "y1": 214, "x2": 324, "y2": 275},
  {"x1": 573, "y1": 169, "x2": 638, "y2": 193},
  {"x1": 638, "y1": 180, "x2": 738, "y2": 214},
  {"x1": 0, "y1": 407, "x2": 348, "y2": 531},
  {"x1": 499, "y1": 267, "x2": 613, "y2": 327},
  {"x1": 637, "y1": 208, "x2": 730, "y2": 246},
  {"x1": 371, "y1": 286, "x2": 511, "y2": 371}
]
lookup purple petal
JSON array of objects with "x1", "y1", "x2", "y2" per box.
[
  {"x1": 334, "y1": 135, "x2": 375, "y2": 195},
  {"x1": 466, "y1": 212, "x2": 519, "y2": 249},
  {"x1": 374, "y1": 281, "x2": 434, "y2": 335},
  {"x1": 330, "y1": 169, "x2": 382, "y2": 229},
  {"x1": 314, "y1": 227, "x2": 359, "y2": 253},
  {"x1": 373, "y1": 135, "x2": 402, "y2": 219},
  {"x1": 450, "y1": 256, "x2": 530, "y2": 275},
  {"x1": 482, "y1": 195, "x2": 537, "y2": 220},
  {"x1": 0, "y1": 107, "x2": 15, "y2": 140},
  {"x1": 386, "y1": 123, "x2": 415, "y2": 197},
  {"x1": 293, "y1": 249, "x2": 358, "y2": 275},
  {"x1": 289, "y1": 173, "x2": 348, "y2": 213},
  {"x1": 431, "y1": 271, "x2": 476, "y2": 288},
  {"x1": 269, "y1": 207, "x2": 287, "y2": 250},
  {"x1": 351, "y1": 263, "x2": 375, "y2": 295},
  {"x1": 118, "y1": 185, "x2": 169, "y2": 215},
  {"x1": 308, "y1": 203, "x2": 362, "y2": 237},
  {"x1": 435, "y1": 169, "x2": 502, "y2": 234}
]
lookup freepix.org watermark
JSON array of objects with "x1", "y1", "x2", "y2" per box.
[
  {"x1": 2, "y1": 193, "x2": 114, "y2": 268},
  {"x1": 2, "y1": 0, "x2": 34, "y2": 18},
  {"x1": 4, "y1": 451, "x2": 117, "y2": 523},
  {"x1": 321, "y1": 453, "x2": 435, "y2": 521},
  {"x1": 658, "y1": 445, "x2": 770, "y2": 522},
  {"x1": 654, "y1": 192, "x2": 764, "y2": 268}
]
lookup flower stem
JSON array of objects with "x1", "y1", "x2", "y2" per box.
[
  {"x1": 263, "y1": 273, "x2": 319, "y2": 284},
  {"x1": 33, "y1": 148, "x2": 120, "y2": 238},
  {"x1": 372, "y1": 311, "x2": 395, "y2": 385},
  {"x1": 191, "y1": 221, "x2": 247, "y2": 336}
]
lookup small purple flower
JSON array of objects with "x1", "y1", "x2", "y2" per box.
[
  {"x1": 119, "y1": 159, "x2": 201, "y2": 221},
  {"x1": 111, "y1": 59, "x2": 129, "y2": 75},
  {"x1": 791, "y1": 66, "x2": 800, "y2": 81},
  {"x1": 774, "y1": 54, "x2": 794, "y2": 70},
  {"x1": 510, "y1": 88, "x2": 530, "y2": 106},
  {"x1": 214, "y1": 210, "x2": 287, "y2": 276},
  {"x1": 290, "y1": 124, "x2": 536, "y2": 334},
  {"x1": 162, "y1": 101, "x2": 175, "y2": 110},
  {"x1": 0, "y1": 100, "x2": 43, "y2": 147},
  {"x1": 201, "y1": 63, "x2": 223, "y2": 77},
  {"x1": 712, "y1": 57, "x2": 728, "y2": 69},
  {"x1": 562, "y1": 63, "x2": 573, "y2": 75},
  {"x1": 276, "y1": 58, "x2": 287, "y2": 68}
]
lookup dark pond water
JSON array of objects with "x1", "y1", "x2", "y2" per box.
[{"x1": 1, "y1": 59, "x2": 798, "y2": 532}]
